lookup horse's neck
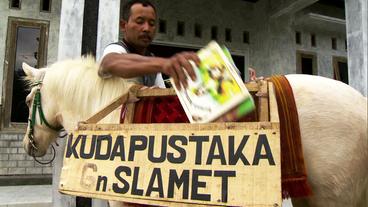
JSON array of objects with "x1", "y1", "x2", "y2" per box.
[{"x1": 47, "y1": 71, "x2": 130, "y2": 132}]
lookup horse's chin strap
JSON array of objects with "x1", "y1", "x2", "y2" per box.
[{"x1": 28, "y1": 81, "x2": 63, "y2": 165}]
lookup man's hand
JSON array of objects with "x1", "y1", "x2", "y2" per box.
[{"x1": 161, "y1": 52, "x2": 200, "y2": 90}]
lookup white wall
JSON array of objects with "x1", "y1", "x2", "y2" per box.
[{"x1": 0, "y1": 0, "x2": 62, "y2": 104}]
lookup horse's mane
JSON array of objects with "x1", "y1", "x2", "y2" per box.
[{"x1": 42, "y1": 56, "x2": 130, "y2": 123}]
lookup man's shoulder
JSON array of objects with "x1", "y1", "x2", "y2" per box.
[
  {"x1": 102, "y1": 42, "x2": 128, "y2": 56},
  {"x1": 108, "y1": 41, "x2": 127, "y2": 49}
]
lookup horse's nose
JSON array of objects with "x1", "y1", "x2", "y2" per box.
[
  {"x1": 23, "y1": 139, "x2": 33, "y2": 156},
  {"x1": 23, "y1": 137, "x2": 46, "y2": 157}
]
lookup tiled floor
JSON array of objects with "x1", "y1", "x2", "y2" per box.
[
  {"x1": 0, "y1": 185, "x2": 293, "y2": 207},
  {"x1": 0, "y1": 185, "x2": 51, "y2": 207}
]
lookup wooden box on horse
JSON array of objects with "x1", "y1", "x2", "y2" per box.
[{"x1": 59, "y1": 81, "x2": 282, "y2": 207}]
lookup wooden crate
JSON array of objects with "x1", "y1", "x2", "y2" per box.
[{"x1": 59, "y1": 81, "x2": 281, "y2": 207}]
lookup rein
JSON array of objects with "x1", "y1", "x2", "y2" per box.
[{"x1": 28, "y1": 80, "x2": 63, "y2": 165}]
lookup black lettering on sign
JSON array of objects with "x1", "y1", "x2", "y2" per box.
[
  {"x1": 191, "y1": 169, "x2": 211, "y2": 201},
  {"x1": 214, "y1": 170, "x2": 236, "y2": 202},
  {"x1": 95, "y1": 135, "x2": 112, "y2": 160},
  {"x1": 80, "y1": 135, "x2": 96, "y2": 159},
  {"x1": 145, "y1": 168, "x2": 164, "y2": 198},
  {"x1": 66, "y1": 134, "x2": 83, "y2": 158},
  {"x1": 206, "y1": 135, "x2": 226, "y2": 165},
  {"x1": 167, "y1": 169, "x2": 189, "y2": 199},
  {"x1": 113, "y1": 166, "x2": 131, "y2": 194},
  {"x1": 110, "y1": 135, "x2": 126, "y2": 161},
  {"x1": 148, "y1": 135, "x2": 167, "y2": 163},
  {"x1": 96, "y1": 175, "x2": 108, "y2": 192},
  {"x1": 252, "y1": 134, "x2": 275, "y2": 165},
  {"x1": 128, "y1": 136, "x2": 148, "y2": 161},
  {"x1": 189, "y1": 136, "x2": 209, "y2": 164},
  {"x1": 167, "y1": 135, "x2": 187, "y2": 164},
  {"x1": 229, "y1": 135, "x2": 250, "y2": 165},
  {"x1": 131, "y1": 167, "x2": 144, "y2": 196}
]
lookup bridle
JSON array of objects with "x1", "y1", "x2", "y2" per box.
[{"x1": 27, "y1": 78, "x2": 63, "y2": 165}]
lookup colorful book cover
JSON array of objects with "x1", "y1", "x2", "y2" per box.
[{"x1": 171, "y1": 41, "x2": 255, "y2": 123}]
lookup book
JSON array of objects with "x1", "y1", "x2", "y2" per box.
[{"x1": 171, "y1": 41, "x2": 255, "y2": 123}]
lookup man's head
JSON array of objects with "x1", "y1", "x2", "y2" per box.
[{"x1": 120, "y1": 0, "x2": 157, "y2": 53}]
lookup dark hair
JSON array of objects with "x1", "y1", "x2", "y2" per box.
[{"x1": 120, "y1": 0, "x2": 157, "y2": 21}]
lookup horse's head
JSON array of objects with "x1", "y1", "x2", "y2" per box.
[{"x1": 22, "y1": 63, "x2": 63, "y2": 157}]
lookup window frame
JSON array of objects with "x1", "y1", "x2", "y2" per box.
[
  {"x1": 9, "y1": 0, "x2": 21, "y2": 10},
  {"x1": 40, "y1": 0, "x2": 52, "y2": 13},
  {"x1": 158, "y1": 19, "x2": 166, "y2": 34},
  {"x1": 225, "y1": 28, "x2": 232, "y2": 42},
  {"x1": 296, "y1": 51, "x2": 318, "y2": 75},
  {"x1": 1, "y1": 17, "x2": 49, "y2": 131},
  {"x1": 194, "y1": 23, "x2": 202, "y2": 38},
  {"x1": 333, "y1": 56, "x2": 348, "y2": 83},
  {"x1": 176, "y1": 21, "x2": 185, "y2": 36}
]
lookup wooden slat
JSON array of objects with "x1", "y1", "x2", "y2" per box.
[
  {"x1": 84, "y1": 93, "x2": 129, "y2": 124},
  {"x1": 268, "y1": 82, "x2": 279, "y2": 122},
  {"x1": 83, "y1": 85, "x2": 143, "y2": 124},
  {"x1": 83, "y1": 82, "x2": 260, "y2": 125},
  {"x1": 62, "y1": 122, "x2": 280, "y2": 206},
  {"x1": 59, "y1": 190, "x2": 222, "y2": 207},
  {"x1": 257, "y1": 80, "x2": 269, "y2": 122},
  {"x1": 245, "y1": 81, "x2": 259, "y2": 92},
  {"x1": 123, "y1": 102, "x2": 136, "y2": 123},
  {"x1": 137, "y1": 88, "x2": 176, "y2": 97},
  {"x1": 77, "y1": 122, "x2": 278, "y2": 131}
]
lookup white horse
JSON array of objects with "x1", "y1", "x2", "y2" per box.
[{"x1": 21, "y1": 56, "x2": 367, "y2": 207}]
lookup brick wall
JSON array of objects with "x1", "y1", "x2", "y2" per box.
[{"x1": 0, "y1": 133, "x2": 52, "y2": 176}]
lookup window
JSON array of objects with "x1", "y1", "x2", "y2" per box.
[
  {"x1": 40, "y1": 0, "x2": 52, "y2": 12},
  {"x1": 225, "y1": 28, "x2": 232, "y2": 42},
  {"x1": 159, "y1": 19, "x2": 166, "y2": 34},
  {"x1": 10, "y1": 0, "x2": 21, "y2": 9},
  {"x1": 243, "y1": 31, "x2": 249, "y2": 44},
  {"x1": 211, "y1": 26, "x2": 218, "y2": 40},
  {"x1": 194, "y1": 23, "x2": 202, "y2": 38},
  {"x1": 295, "y1": 31, "x2": 301, "y2": 45},
  {"x1": 332, "y1": 37, "x2": 337, "y2": 50},
  {"x1": 311, "y1": 34, "x2": 316, "y2": 47},
  {"x1": 177, "y1": 21, "x2": 185, "y2": 36},
  {"x1": 1, "y1": 18, "x2": 49, "y2": 129}
]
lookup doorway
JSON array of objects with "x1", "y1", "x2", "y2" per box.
[
  {"x1": 333, "y1": 56, "x2": 348, "y2": 84},
  {"x1": 2, "y1": 17, "x2": 49, "y2": 128},
  {"x1": 296, "y1": 52, "x2": 317, "y2": 75}
]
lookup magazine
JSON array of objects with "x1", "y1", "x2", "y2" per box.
[{"x1": 171, "y1": 41, "x2": 255, "y2": 123}]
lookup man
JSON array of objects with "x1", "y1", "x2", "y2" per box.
[{"x1": 100, "y1": 0, "x2": 200, "y2": 89}]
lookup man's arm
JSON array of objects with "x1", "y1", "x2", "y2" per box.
[{"x1": 100, "y1": 52, "x2": 200, "y2": 89}]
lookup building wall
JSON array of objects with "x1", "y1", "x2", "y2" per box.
[
  {"x1": 153, "y1": 0, "x2": 253, "y2": 52},
  {"x1": 0, "y1": 0, "x2": 349, "y2": 179},
  {"x1": 250, "y1": 0, "x2": 347, "y2": 78},
  {"x1": 0, "y1": 0, "x2": 61, "y2": 178},
  {"x1": 296, "y1": 30, "x2": 347, "y2": 78},
  {"x1": 0, "y1": 0, "x2": 62, "y2": 104},
  {"x1": 0, "y1": 133, "x2": 53, "y2": 176}
]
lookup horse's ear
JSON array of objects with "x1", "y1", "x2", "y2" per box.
[{"x1": 22, "y1": 62, "x2": 40, "y2": 78}]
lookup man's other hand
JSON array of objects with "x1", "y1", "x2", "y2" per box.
[{"x1": 161, "y1": 52, "x2": 200, "y2": 90}]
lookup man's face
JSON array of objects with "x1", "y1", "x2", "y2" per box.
[{"x1": 121, "y1": 3, "x2": 157, "y2": 50}]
